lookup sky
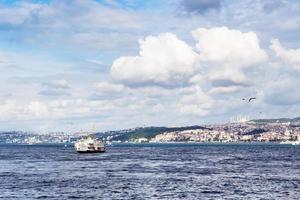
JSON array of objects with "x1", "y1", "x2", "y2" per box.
[{"x1": 0, "y1": 0, "x2": 300, "y2": 133}]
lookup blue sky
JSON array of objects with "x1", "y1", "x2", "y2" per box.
[{"x1": 0, "y1": 0, "x2": 300, "y2": 132}]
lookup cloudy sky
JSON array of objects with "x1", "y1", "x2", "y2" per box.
[{"x1": 0, "y1": 0, "x2": 300, "y2": 132}]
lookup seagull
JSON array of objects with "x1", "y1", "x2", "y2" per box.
[
  {"x1": 248, "y1": 97, "x2": 256, "y2": 102},
  {"x1": 242, "y1": 97, "x2": 256, "y2": 102}
]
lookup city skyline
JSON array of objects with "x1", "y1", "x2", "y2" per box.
[{"x1": 0, "y1": 0, "x2": 300, "y2": 132}]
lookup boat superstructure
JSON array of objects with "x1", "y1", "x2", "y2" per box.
[{"x1": 75, "y1": 136, "x2": 106, "y2": 153}]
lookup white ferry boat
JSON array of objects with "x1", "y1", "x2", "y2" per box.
[{"x1": 74, "y1": 136, "x2": 106, "y2": 153}]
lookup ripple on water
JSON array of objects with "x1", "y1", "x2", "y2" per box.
[{"x1": 0, "y1": 144, "x2": 300, "y2": 199}]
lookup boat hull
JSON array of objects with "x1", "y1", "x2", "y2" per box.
[{"x1": 76, "y1": 149, "x2": 106, "y2": 153}]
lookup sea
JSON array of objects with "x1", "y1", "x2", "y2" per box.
[{"x1": 0, "y1": 143, "x2": 299, "y2": 199}]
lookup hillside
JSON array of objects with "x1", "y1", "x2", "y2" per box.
[{"x1": 106, "y1": 125, "x2": 210, "y2": 142}]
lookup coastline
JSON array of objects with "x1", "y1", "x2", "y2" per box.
[{"x1": 2, "y1": 141, "x2": 298, "y2": 147}]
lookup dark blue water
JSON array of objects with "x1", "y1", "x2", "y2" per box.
[{"x1": 0, "y1": 143, "x2": 299, "y2": 199}]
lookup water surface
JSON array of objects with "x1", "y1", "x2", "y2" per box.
[{"x1": 0, "y1": 143, "x2": 299, "y2": 199}]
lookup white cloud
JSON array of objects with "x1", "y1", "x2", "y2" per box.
[
  {"x1": 69, "y1": 32, "x2": 138, "y2": 51},
  {"x1": 46, "y1": 79, "x2": 69, "y2": 89},
  {"x1": 95, "y1": 81, "x2": 125, "y2": 94},
  {"x1": 39, "y1": 79, "x2": 70, "y2": 97},
  {"x1": 270, "y1": 38, "x2": 300, "y2": 69},
  {"x1": 131, "y1": 86, "x2": 173, "y2": 97},
  {"x1": 109, "y1": 27, "x2": 269, "y2": 116},
  {"x1": 1, "y1": 1, "x2": 300, "y2": 132},
  {"x1": 192, "y1": 26, "x2": 267, "y2": 84},
  {"x1": 208, "y1": 86, "x2": 240, "y2": 95},
  {"x1": 264, "y1": 77, "x2": 300, "y2": 106},
  {"x1": 0, "y1": 0, "x2": 138, "y2": 29},
  {"x1": 69, "y1": 0, "x2": 138, "y2": 29},
  {"x1": 27, "y1": 101, "x2": 49, "y2": 117},
  {"x1": 0, "y1": 100, "x2": 49, "y2": 120},
  {"x1": 110, "y1": 33, "x2": 199, "y2": 86},
  {"x1": 0, "y1": 100, "x2": 19, "y2": 120},
  {"x1": 179, "y1": 86, "x2": 213, "y2": 116},
  {"x1": 48, "y1": 99, "x2": 114, "y2": 118},
  {"x1": 277, "y1": 18, "x2": 300, "y2": 31},
  {"x1": 0, "y1": 98, "x2": 116, "y2": 121},
  {"x1": 0, "y1": 0, "x2": 141, "y2": 54},
  {"x1": 0, "y1": 2, "x2": 42, "y2": 25}
]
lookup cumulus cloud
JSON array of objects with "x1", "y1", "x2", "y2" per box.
[
  {"x1": 192, "y1": 26, "x2": 267, "y2": 85},
  {"x1": 111, "y1": 33, "x2": 199, "y2": 86},
  {"x1": 270, "y1": 38, "x2": 300, "y2": 69},
  {"x1": 109, "y1": 26, "x2": 268, "y2": 117}
]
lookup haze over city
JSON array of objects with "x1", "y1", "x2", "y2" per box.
[{"x1": 1, "y1": 0, "x2": 300, "y2": 132}]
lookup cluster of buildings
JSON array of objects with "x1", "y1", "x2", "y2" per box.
[
  {"x1": 1, "y1": 131, "x2": 73, "y2": 144},
  {"x1": 2, "y1": 120, "x2": 300, "y2": 144},
  {"x1": 150, "y1": 122, "x2": 300, "y2": 143}
]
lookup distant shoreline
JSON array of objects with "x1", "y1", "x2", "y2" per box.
[{"x1": 1, "y1": 141, "x2": 299, "y2": 146}]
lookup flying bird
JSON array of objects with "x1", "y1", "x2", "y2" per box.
[
  {"x1": 248, "y1": 97, "x2": 256, "y2": 102},
  {"x1": 242, "y1": 97, "x2": 257, "y2": 102}
]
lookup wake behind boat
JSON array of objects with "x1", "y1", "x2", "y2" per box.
[{"x1": 75, "y1": 136, "x2": 106, "y2": 153}]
